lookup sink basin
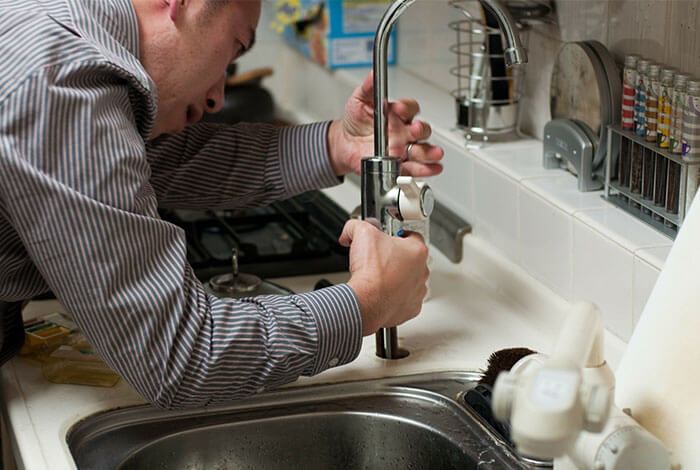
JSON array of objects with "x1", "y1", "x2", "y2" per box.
[{"x1": 67, "y1": 371, "x2": 545, "y2": 469}]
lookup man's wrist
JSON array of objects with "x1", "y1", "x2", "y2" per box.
[{"x1": 327, "y1": 120, "x2": 348, "y2": 177}]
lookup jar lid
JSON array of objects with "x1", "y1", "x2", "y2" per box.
[
  {"x1": 687, "y1": 79, "x2": 700, "y2": 94},
  {"x1": 647, "y1": 63, "x2": 661, "y2": 77},
  {"x1": 624, "y1": 54, "x2": 639, "y2": 68},
  {"x1": 673, "y1": 73, "x2": 689, "y2": 87}
]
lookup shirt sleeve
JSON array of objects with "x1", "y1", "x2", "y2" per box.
[
  {"x1": 0, "y1": 65, "x2": 362, "y2": 408},
  {"x1": 145, "y1": 121, "x2": 342, "y2": 210}
]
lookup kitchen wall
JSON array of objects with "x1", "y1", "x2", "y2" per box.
[{"x1": 396, "y1": 0, "x2": 700, "y2": 139}]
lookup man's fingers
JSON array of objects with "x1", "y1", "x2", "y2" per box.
[
  {"x1": 403, "y1": 142, "x2": 444, "y2": 164},
  {"x1": 339, "y1": 219, "x2": 360, "y2": 247},
  {"x1": 409, "y1": 120, "x2": 432, "y2": 142},
  {"x1": 353, "y1": 71, "x2": 375, "y2": 105},
  {"x1": 339, "y1": 218, "x2": 380, "y2": 247},
  {"x1": 400, "y1": 229, "x2": 426, "y2": 244},
  {"x1": 400, "y1": 160, "x2": 444, "y2": 177},
  {"x1": 389, "y1": 99, "x2": 420, "y2": 124}
]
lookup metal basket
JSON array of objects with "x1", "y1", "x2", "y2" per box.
[{"x1": 449, "y1": 0, "x2": 528, "y2": 144}]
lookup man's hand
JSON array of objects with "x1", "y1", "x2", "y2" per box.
[
  {"x1": 327, "y1": 72, "x2": 444, "y2": 177},
  {"x1": 339, "y1": 219, "x2": 429, "y2": 336}
]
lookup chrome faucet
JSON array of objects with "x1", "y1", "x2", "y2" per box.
[{"x1": 363, "y1": 0, "x2": 527, "y2": 359}]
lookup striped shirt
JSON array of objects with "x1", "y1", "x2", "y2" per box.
[{"x1": 0, "y1": 0, "x2": 362, "y2": 408}]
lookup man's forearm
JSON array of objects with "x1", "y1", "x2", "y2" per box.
[{"x1": 147, "y1": 121, "x2": 342, "y2": 210}]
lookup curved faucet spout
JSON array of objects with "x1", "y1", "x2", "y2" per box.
[
  {"x1": 479, "y1": 0, "x2": 528, "y2": 67},
  {"x1": 373, "y1": 0, "x2": 417, "y2": 158}
]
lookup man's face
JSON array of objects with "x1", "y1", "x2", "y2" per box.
[{"x1": 144, "y1": 0, "x2": 261, "y2": 138}]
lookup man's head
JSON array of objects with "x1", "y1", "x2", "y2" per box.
[{"x1": 132, "y1": 0, "x2": 261, "y2": 137}]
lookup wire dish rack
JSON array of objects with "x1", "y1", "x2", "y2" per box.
[{"x1": 448, "y1": 0, "x2": 529, "y2": 145}]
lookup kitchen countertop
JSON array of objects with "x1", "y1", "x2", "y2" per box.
[{"x1": 0, "y1": 179, "x2": 627, "y2": 470}]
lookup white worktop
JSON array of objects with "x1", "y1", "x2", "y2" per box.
[{"x1": 0, "y1": 179, "x2": 627, "y2": 470}]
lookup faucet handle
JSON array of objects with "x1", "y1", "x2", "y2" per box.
[{"x1": 396, "y1": 176, "x2": 435, "y2": 220}]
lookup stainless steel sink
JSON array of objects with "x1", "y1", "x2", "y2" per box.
[{"x1": 67, "y1": 371, "x2": 546, "y2": 469}]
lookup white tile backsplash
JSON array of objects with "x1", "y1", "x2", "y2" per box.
[
  {"x1": 472, "y1": 159, "x2": 520, "y2": 262},
  {"x1": 519, "y1": 187, "x2": 573, "y2": 299},
  {"x1": 431, "y1": 134, "x2": 475, "y2": 221},
  {"x1": 632, "y1": 257, "x2": 660, "y2": 325},
  {"x1": 522, "y1": 175, "x2": 608, "y2": 215},
  {"x1": 477, "y1": 140, "x2": 558, "y2": 182},
  {"x1": 573, "y1": 219, "x2": 635, "y2": 340},
  {"x1": 635, "y1": 245, "x2": 672, "y2": 269},
  {"x1": 574, "y1": 207, "x2": 673, "y2": 252}
]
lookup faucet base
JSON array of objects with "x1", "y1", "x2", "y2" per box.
[{"x1": 375, "y1": 327, "x2": 410, "y2": 359}]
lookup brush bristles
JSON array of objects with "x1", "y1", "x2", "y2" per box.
[{"x1": 479, "y1": 347, "x2": 537, "y2": 388}]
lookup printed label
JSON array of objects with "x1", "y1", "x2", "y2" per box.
[
  {"x1": 657, "y1": 85, "x2": 673, "y2": 148},
  {"x1": 689, "y1": 95, "x2": 700, "y2": 118},
  {"x1": 670, "y1": 91, "x2": 687, "y2": 154},
  {"x1": 635, "y1": 81, "x2": 647, "y2": 136},
  {"x1": 342, "y1": 1, "x2": 388, "y2": 34},
  {"x1": 330, "y1": 36, "x2": 394, "y2": 65}
]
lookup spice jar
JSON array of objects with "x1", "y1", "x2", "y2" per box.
[
  {"x1": 657, "y1": 68, "x2": 675, "y2": 149},
  {"x1": 618, "y1": 55, "x2": 638, "y2": 190},
  {"x1": 621, "y1": 55, "x2": 638, "y2": 131},
  {"x1": 644, "y1": 63, "x2": 661, "y2": 143},
  {"x1": 651, "y1": 68, "x2": 675, "y2": 208},
  {"x1": 666, "y1": 74, "x2": 689, "y2": 215},
  {"x1": 671, "y1": 74, "x2": 689, "y2": 155},
  {"x1": 634, "y1": 59, "x2": 650, "y2": 137}
]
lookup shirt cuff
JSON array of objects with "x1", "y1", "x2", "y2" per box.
[
  {"x1": 278, "y1": 121, "x2": 341, "y2": 197},
  {"x1": 296, "y1": 283, "x2": 362, "y2": 375}
]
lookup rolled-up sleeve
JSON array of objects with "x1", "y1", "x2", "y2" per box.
[{"x1": 0, "y1": 64, "x2": 362, "y2": 409}]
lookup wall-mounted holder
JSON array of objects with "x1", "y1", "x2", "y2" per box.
[
  {"x1": 543, "y1": 119, "x2": 604, "y2": 192},
  {"x1": 604, "y1": 124, "x2": 700, "y2": 239}
]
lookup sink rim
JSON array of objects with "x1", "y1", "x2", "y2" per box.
[{"x1": 66, "y1": 370, "x2": 547, "y2": 469}]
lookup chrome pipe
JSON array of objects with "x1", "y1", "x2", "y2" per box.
[
  {"x1": 478, "y1": 0, "x2": 528, "y2": 67},
  {"x1": 373, "y1": 0, "x2": 417, "y2": 158},
  {"x1": 368, "y1": 0, "x2": 417, "y2": 360}
]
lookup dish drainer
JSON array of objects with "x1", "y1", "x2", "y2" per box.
[{"x1": 448, "y1": 0, "x2": 528, "y2": 145}]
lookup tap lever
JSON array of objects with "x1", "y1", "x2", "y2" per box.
[{"x1": 397, "y1": 176, "x2": 435, "y2": 220}]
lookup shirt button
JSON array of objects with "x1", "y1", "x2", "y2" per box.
[{"x1": 328, "y1": 357, "x2": 339, "y2": 367}]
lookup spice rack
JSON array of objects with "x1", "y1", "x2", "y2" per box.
[{"x1": 604, "y1": 124, "x2": 700, "y2": 239}]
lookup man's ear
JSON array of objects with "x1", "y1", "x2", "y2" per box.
[{"x1": 168, "y1": 0, "x2": 185, "y2": 22}]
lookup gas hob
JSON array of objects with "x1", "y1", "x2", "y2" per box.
[{"x1": 159, "y1": 191, "x2": 351, "y2": 284}]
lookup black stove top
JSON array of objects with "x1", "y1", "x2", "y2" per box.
[{"x1": 159, "y1": 191, "x2": 351, "y2": 283}]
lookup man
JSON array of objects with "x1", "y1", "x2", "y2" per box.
[{"x1": 0, "y1": 0, "x2": 444, "y2": 408}]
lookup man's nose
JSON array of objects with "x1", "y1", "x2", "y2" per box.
[{"x1": 204, "y1": 75, "x2": 226, "y2": 114}]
